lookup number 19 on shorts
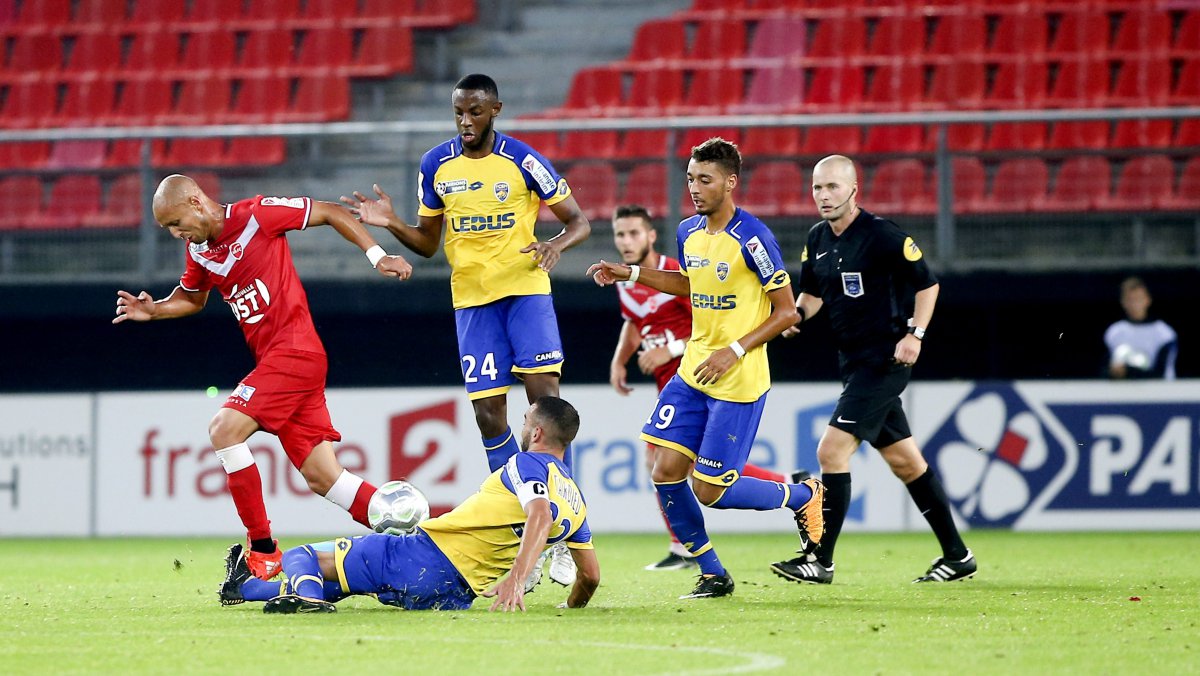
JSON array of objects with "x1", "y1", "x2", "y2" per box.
[
  {"x1": 647, "y1": 398, "x2": 676, "y2": 430},
  {"x1": 461, "y1": 352, "x2": 499, "y2": 383}
]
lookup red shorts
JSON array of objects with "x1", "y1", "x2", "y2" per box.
[
  {"x1": 654, "y1": 358, "x2": 682, "y2": 392},
  {"x1": 223, "y1": 350, "x2": 341, "y2": 468}
]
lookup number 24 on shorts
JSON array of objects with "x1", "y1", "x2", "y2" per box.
[{"x1": 462, "y1": 352, "x2": 499, "y2": 383}]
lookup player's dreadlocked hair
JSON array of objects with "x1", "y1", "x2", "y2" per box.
[
  {"x1": 691, "y1": 137, "x2": 742, "y2": 177},
  {"x1": 454, "y1": 73, "x2": 499, "y2": 99}
]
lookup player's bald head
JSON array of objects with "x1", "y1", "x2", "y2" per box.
[
  {"x1": 814, "y1": 155, "x2": 857, "y2": 184},
  {"x1": 153, "y1": 174, "x2": 205, "y2": 215}
]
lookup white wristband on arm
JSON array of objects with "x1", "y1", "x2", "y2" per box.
[
  {"x1": 667, "y1": 338, "x2": 686, "y2": 358},
  {"x1": 627, "y1": 264, "x2": 640, "y2": 283},
  {"x1": 365, "y1": 245, "x2": 387, "y2": 267},
  {"x1": 729, "y1": 340, "x2": 746, "y2": 359}
]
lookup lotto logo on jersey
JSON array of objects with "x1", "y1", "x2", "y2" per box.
[
  {"x1": 260, "y1": 197, "x2": 306, "y2": 209},
  {"x1": 226, "y1": 279, "x2": 271, "y2": 325},
  {"x1": 449, "y1": 213, "x2": 516, "y2": 232},
  {"x1": 691, "y1": 293, "x2": 737, "y2": 310}
]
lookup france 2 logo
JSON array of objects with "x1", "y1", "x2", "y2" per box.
[
  {"x1": 924, "y1": 384, "x2": 1067, "y2": 528},
  {"x1": 388, "y1": 401, "x2": 460, "y2": 515}
]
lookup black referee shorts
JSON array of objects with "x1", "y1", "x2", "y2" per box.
[{"x1": 830, "y1": 359, "x2": 912, "y2": 449}]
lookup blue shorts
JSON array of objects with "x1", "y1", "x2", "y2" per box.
[
  {"x1": 454, "y1": 294, "x2": 564, "y2": 401},
  {"x1": 639, "y1": 375, "x2": 768, "y2": 487},
  {"x1": 330, "y1": 531, "x2": 475, "y2": 611}
]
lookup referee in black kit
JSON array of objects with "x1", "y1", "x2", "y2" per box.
[{"x1": 770, "y1": 155, "x2": 975, "y2": 584}]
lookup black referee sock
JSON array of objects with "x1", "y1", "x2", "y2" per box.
[
  {"x1": 906, "y1": 468, "x2": 968, "y2": 561},
  {"x1": 814, "y1": 472, "x2": 851, "y2": 568}
]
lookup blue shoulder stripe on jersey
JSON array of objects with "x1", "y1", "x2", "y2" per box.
[
  {"x1": 727, "y1": 215, "x2": 745, "y2": 241},
  {"x1": 496, "y1": 136, "x2": 516, "y2": 160}
]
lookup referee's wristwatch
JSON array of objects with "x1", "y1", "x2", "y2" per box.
[{"x1": 907, "y1": 326, "x2": 926, "y2": 340}]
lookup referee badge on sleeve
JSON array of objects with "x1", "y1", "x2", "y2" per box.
[
  {"x1": 841, "y1": 271, "x2": 864, "y2": 297},
  {"x1": 903, "y1": 236, "x2": 923, "y2": 262}
]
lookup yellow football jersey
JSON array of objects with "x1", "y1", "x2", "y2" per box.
[
  {"x1": 420, "y1": 451, "x2": 592, "y2": 595},
  {"x1": 676, "y1": 209, "x2": 791, "y2": 402},
  {"x1": 417, "y1": 132, "x2": 572, "y2": 309}
]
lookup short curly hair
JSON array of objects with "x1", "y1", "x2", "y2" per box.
[{"x1": 690, "y1": 137, "x2": 742, "y2": 177}]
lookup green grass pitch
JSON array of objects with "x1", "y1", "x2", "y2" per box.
[{"x1": 2, "y1": 531, "x2": 1195, "y2": 674}]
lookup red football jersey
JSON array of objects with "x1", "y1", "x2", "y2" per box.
[
  {"x1": 616, "y1": 255, "x2": 693, "y2": 389},
  {"x1": 179, "y1": 196, "x2": 324, "y2": 361}
]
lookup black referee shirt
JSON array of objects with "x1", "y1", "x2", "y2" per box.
[{"x1": 798, "y1": 208, "x2": 937, "y2": 364}]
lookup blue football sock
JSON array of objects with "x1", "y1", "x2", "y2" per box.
[
  {"x1": 483, "y1": 427, "x2": 519, "y2": 472},
  {"x1": 282, "y1": 546, "x2": 324, "y2": 599},
  {"x1": 241, "y1": 577, "x2": 288, "y2": 602},
  {"x1": 654, "y1": 479, "x2": 724, "y2": 576},
  {"x1": 710, "y1": 476, "x2": 814, "y2": 511}
]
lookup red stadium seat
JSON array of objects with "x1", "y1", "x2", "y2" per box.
[
  {"x1": 103, "y1": 139, "x2": 168, "y2": 168},
  {"x1": 513, "y1": 131, "x2": 562, "y2": 159},
  {"x1": 732, "y1": 66, "x2": 804, "y2": 113},
  {"x1": 621, "y1": 163, "x2": 669, "y2": 216},
  {"x1": 13, "y1": 0, "x2": 70, "y2": 32},
  {"x1": 868, "y1": 15, "x2": 926, "y2": 61},
  {"x1": 862, "y1": 63, "x2": 924, "y2": 111},
  {"x1": 0, "y1": 81, "x2": 57, "y2": 129},
  {"x1": 1111, "y1": 120, "x2": 1173, "y2": 148},
  {"x1": 1107, "y1": 57, "x2": 1171, "y2": 107},
  {"x1": 91, "y1": 174, "x2": 144, "y2": 229},
  {"x1": 0, "y1": 141, "x2": 50, "y2": 169},
  {"x1": 1176, "y1": 11, "x2": 1200, "y2": 58},
  {"x1": 1174, "y1": 118, "x2": 1200, "y2": 147},
  {"x1": 555, "y1": 67, "x2": 623, "y2": 117},
  {"x1": 805, "y1": 17, "x2": 866, "y2": 62},
  {"x1": 56, "y1": 78, "x2": 117, "y2": 127},
  {"x1": 801, "y1": 66, "x2": 864, "y2": 112},
  {"x1": 562, "y1": 162, "x2": 616, "y2": 221},
  {"x1": 408, "y1": 0, "x2": 476, "y2": 28},
  {"x1": 297, "y1": 0, "x2": 359, "y2": 27},
  {"x1": 355, "y1": 0, "x2": 416, "y2": 27},
  {"x1": 561, "y1": 131, "x2": 618, "y2": 160},
  {"x1": 867, "y1": 159, "x2": 935, "y2": 215},
  {"x1": 928, "y1": 15, "x2": 986, "y2": 58},
  {"x1": 351, "y1": 26, "x2": 414, "y2": 76},
  {"x1": 944, "y1": 123, "x2": 986, "y2": 151},
  {"x1": 0, "y1": 176, "x2": 43, "y2": 230},
  {"x1": 925, "y1": 61, "x2": 985, "y2": 109},
  {"x1": 1047, "y1": 121, "x2": 1110, "y2": 150},
  {"x1": 742, "y1": 17, "x2": 807, "y2": 64},
  {"x1": 626, "y1": 18, "x2": 687, "y2": 65},
  {"x1": 297, "y1": 28, "x2": 352, "y2": 74},
  {"x1": 191, "y1": 172, "x2": 222, "y2": 200},
  {"x1": 128, "y1": 0, "x2": 187, "y2": 31},
  {"x1": 185, "y1": 0, "x2": 243, "y2": 30},
  {"x1": 1042, "y1": 156, "x2": 1111, "y2": 212},
  {"x1": 239, "y1": 29, "x2": 298, "y2": 75},
  {"x1": 1099, "y1": 155, "x2": 1175, "y2": 211},
  {"x1": 740, "y1": 127, "x2": 802, "y2": 157},
  {"x1": 986, "y1": 122, "x2": 1047, "y2": 151},
  {"x1": 224, "y1": 137, "x2": 287, "y2": 166},
  {"x1": 227, "y1": 75, "x2": 291, "y2": 123},
  {"x1": 800, "y1": 125, "x2": 862, "y2": 156},
  {"x1": 46, "y1": 140, "x2": 107, "y2": 169},
  {"x1": 677, "y1": 127, "x2": 740, "y2": 158},
  {"x1": 73, "y1": 0, "x2": 127, "y2": 27},
  {"x1": 620, "y1": 69, "x2": 684, "y2": 115},
  {"x1": 979, "y1": 158, "x2": 1049, "y2": 213},
  {"x1": 1048, "y1": 13, "x2": 1109, "y2": 57},
  {"x1": 4, "y1": 34, "x2": 64, "y2": 74},
  {"x1": 242, "y1": 0, "x2": 303, "y2": 28},
  {"x1": 616, "y1": 130, "x2": 670, "y2": 159},
  {"x1": 1111, "y1": 11, "x2": 1171, "y2": 58},
  {"x1": 1168, "y1": 59, "x2": 1200, "y2": 105},
  {"x1": 64, "y1": 33, "x2": 122, "y2": 77},
  {"x1": 951, "y1": 156, "x2": 986, "y2": 213},
  {"x1": 688, "y1": 19, "x2": 747, "y2": 65},
  {"x1": 679, "y1": 66, "x2": 744, "y2": 115},
  {"x1": 277, "y1": 75, "x2": 349, "y2": 122},
  {"x1": 178, "y1": 30, "x2": 237, "y2": 76},
  {"x1": 163, "y1": 78, "x2": 232, "y2": 125},
  {"x1": 990, "y1": 13, "x2": 1047, "y2": 58},
  {"x1": 741, "y1": 161, "x2": 806, "y2": 217},
  {"x1": 1162, "y1": 157, "x2": 1200, "y2": 210},
  {"x1": 163, "y1": 138, "x2": 227, "y2": 167},
  {"x1": 862, "y1": 125, "x2": 925, "y2": 154},
  {"x1": 987, "y1": 61, "x2": 1048, "y2": 109},
  {"x1": 125, "y1": 32, "x2": 183, "y2": 76},
  {"x1": 26, "y1": 175, "x2": 102, "y2": 230},
  {"x1": 1045, "y1": 60, "x2": 1109, "y2": 108}
]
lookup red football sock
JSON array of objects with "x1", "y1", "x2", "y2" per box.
[
  {"x1": 349, "y1": 480, "x2": 377, "y2": 528},
  {"x1": 743, "y1": 462, "x2": 786, "y2": 483},
  {"x1": 227, "y1": 465, "x2": 272, "y2": 541}
]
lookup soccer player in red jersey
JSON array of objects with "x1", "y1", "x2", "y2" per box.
[
  {"x1": 606, "y1": 204, "x2": 791, "y2": 571},
  {"x1": 113, "y1": 174, "x2": 412, "y2": 580}
]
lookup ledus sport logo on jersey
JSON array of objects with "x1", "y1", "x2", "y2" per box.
[{"x1": 924, "y1": 384, "x2": 1200, "y2": 528}]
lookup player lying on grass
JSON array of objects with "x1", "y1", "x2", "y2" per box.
[{"x1": 218, "y1": 397, "x2": 600, "y2": 613}]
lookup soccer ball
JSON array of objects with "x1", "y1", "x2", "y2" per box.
[{"x1": 367, "y1": 480, "x2": 430, "y2": 535}]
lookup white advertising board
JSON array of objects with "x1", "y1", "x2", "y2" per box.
[{"x1": 0, "y1": 394, "x2": 93, "y2": 536}]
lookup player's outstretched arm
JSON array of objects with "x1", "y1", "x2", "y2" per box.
[
  {"x1": 520, "y1": 196, "x2": 591, "y2": 273},
  {"x1": 782, "y1": 292, "x2": 824, "y2": 338},
  {"x1": 482, "y1": 499, "x2": 554, "y2": 613},
  {"x1": 587, "y1": 260, "x2": 690, "y2": 296},
  {"x1": 610, "y1": 320, "x2": 640, "y2": 395},
  {"x1": 563, "y1": 547, "x2": 599, "y2": 609},
  {"x1": 340, "y1": 184, "x2": 444, "y2": 259},
  {"x1": 308, "y1": 200, "x2": 412, "y2": 280},
  {"x1": 113, "y1": 286, "x2": 208, "y2": 324}
]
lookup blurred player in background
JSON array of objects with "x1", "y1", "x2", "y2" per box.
[
  {"x1": 114, "y1": 174, "x2": 412, "y2": 580},
  {"x1": 771, "y1": 155, "x2": 975, "y2": 585},
  {"x1": 1105, "y1": 276, "x2": 1177, "y2": 380},
  {"x1": 343, "y1": 73, "x2": 590, "y2": 587},
  {"x1": 589, "y1": 139, "x2": 824, "y2": 600},
  {"x1": 219, "y1": 397, "x2": 599, "y2": 613},
  {"x1": 605, "y1": 204, "x2": 792, "y2": 572}
]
